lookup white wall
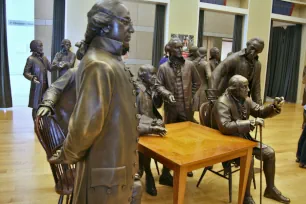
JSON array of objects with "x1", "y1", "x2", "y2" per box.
[
  {"x1": 65, "y1": 0, "x2": 96, "y2": 56},
  {"x1": 204, "y1": 10, "x2": 235, "y2": 38}
]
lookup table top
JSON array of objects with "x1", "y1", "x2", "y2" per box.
[{"x1": 139, "y1": 122, "x2": 257, "y2": 166}]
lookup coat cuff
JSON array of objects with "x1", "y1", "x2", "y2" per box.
[
  {"x1": 38, "y1": 100, "x2": 55, "y2": 115},
  {"x1": 236, "y1": 120, "x2": 251, "y2": 134}
]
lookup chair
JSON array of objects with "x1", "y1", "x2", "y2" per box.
[
  {"x1": 35, "y1": 116, "x2": 75, "y2": 204},
  {"x1": 196, "y1": 91, "x2": 256, "y2": 203}
]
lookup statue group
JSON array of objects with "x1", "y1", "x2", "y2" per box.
[{"x1": 23, "y1": 0, "x2": 292, "y2": 203}]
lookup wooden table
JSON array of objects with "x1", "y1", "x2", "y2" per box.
[{"x1": 138, "y1": 122, "x2": 257, "y2": 204}]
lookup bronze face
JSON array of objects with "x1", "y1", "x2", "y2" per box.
[
  {"x1": 238, "y1": 80, "x2": 250, "y2": 99},
  {"x1": 229, "y1": 75, "x2": 250, "y2": 99},
  {"x1": 30, "y1": 40, "x2": 44, "y2": 54},
  {"x1": 169, "y1": 39, "x2": 183, "y2": 58},
  {"x1": 106, "y1": 3, "x2": 134, "y2": 48},
  {"x1": 139, "y1": 65, "x2": 156, "y2": 86},
  {"x1": 61, "y1": 40, "x2": 72, "y2": 52},
  {"x1": 246, "y1": 40, "x2": 264, "y2": 60}
]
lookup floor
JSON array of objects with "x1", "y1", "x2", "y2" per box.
[{"x1": 0, "y1": 103, "x2": 305, "y2": 204}]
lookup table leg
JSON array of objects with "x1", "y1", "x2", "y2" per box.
[
  {"x1": 238, "y1": 148, "x2": 253, "y2": 204},
  {"x1": 173, "y1": 166, "x2": 187, "y2": 204}
]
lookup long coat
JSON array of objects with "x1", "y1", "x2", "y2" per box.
[
  {"x1": 212, "y1": 49, "x2": 262, "y2": 105},
  {"x1": 213, "y1": 91, "x2": 279, "y2": 138},
  {"x1": 61, "y1": 36, "x2": 139, "y2": 204},
  {"x1": 193, "y1": 58, "x2": 212, "y2": 111},
  {"x1": 23, "y1": 54, "x2": 51, "y2": 109},
  {"x1": 155, "y1": 60, "x2": 201, "y2": 122}
]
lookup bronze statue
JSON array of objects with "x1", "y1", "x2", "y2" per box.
[
  {"x1": 209, "y1": 47, "x2": 220, "y2": 72},
  {"x1": 51, "y1": 39, "x2": 76, "y2": 77},
  {"x1": 212, "y1": 38, "x2": 264, "y2": 105},
  {"x1": 46, "y1": 1, "x2": 142, "y2": 203},
  {"x1": 213, "y1": 75, "x2": 290, "y2": 204},
  {"x1": 155, "y1": 37, "x2": 201, "y2": 177},
  {"x1": 193, "y1": 47, "x2": 212, "y2": 111},
  {"x1": 135, "y1": 64, "x2": 167, "y2": 196},
  {"x1": 23, "y1": 40, "x2": 52, "y2": 120}
]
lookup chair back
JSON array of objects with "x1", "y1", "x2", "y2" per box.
[{"x1": 35, "y1": 116, "x2": 75, "y2": 195}]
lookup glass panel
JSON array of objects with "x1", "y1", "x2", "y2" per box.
[{"x1": 6, "y1": 0, "x2": 34, "y2": 107}]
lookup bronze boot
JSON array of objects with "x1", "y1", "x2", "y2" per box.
[
  {"x1": 264, "y1": 187, "x2": 290, "y2": 203},
  {"x1": 243, "y1": 196, "x2": 255, "y2": 204}
]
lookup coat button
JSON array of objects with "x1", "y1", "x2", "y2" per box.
[
  {"x1": 134, "y1": 103, "x2": 137, "y2": 108},
  {"x1": 133, "y1": 90, "x2": 136, "y2": 95},
  {"x1": 122, "y1": 185, "x2": 126, "y2": 190},
  {"x1": 106, "y1": 188, "x2": 112, "y2": 194},
  {"x1": 133, "y1": 162, "x2": 137, "y2": 167},
  {"x1": 129, "y1": 77, "x2": 134, "y2": 83}
]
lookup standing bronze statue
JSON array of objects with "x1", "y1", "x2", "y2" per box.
[
  {"x1": 155, "y1": 37, "x2": 201, "y2": 177},
  {"x1": 135, "y1": 64, "x2": 166, "y2": 196},
  {"x1": 193, "y1": 47, "x2": 212, "y2": 111},
  {"x1": 209, "y1": 47, "x2": 220, "y2": 72},
  {"x1": 37, "y1": 66, "x2": 164, "y2": 203},
  {"x1": 212, "y1": 38, "x2": 264, "y2": 105},
  {"x1": 51, "y1": 39, "x2": 76, "y2": 78},
  {"x1": 47, "y1": 1, "x2": 142, "y2": 203},
  {"x1": 213, "y1": 75, "x2": 290, "y2": 204},
  {"x1": 23, "y1": 40, "x2": 52, "y2": 120}
]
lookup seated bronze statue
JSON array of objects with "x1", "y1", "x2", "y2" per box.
[{"x1": 212, "y1": 75, "x2": 290, "y2": 204}]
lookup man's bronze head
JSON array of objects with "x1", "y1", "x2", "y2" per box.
[
  {"x1": 228, "y1": 75, "x2": 250, "y2": 100},
  {"x1": 87, "y1": 0, "x2": 134, "y2": 47},
  {"x1": 168, "y1": 37, "x2": 183, "y2": 58},
  {"x1": 61, "y1": 39, "x2": 72, "y2": 52},
  {"x1": 210, "y1": 47, "x2": 220, "y2": 61},
  {"x1": 246, "y1": 37, "x2": 264, "y2": 60},
  {"x1": 138, "y1": 64, "x2": 156, "y2": 86},
  {"x1": 30, "y1": 40, "x2": 43, "y2": 54},
  {"x1": 198, "y1": 47, "x2": 207, "y2": 58}
]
